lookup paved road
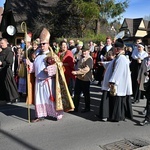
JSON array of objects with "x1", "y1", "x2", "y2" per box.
[{"x1": 0, "y1": 84, "x2": 150, "y2": 150}]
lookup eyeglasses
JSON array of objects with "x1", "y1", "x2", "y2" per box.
[{"x1": 40, "y1": 43, "x2": 48, "y2": 46}]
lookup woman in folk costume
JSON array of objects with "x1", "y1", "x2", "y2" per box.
[{"x1": 26, "y1": 28, "x2": 74, "y2": 122}]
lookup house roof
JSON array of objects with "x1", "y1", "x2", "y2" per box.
[
  {"x1": 1, "y1": 0, "x2": 59, "y2": 33},
  {"x1": 120, "y1": 18, "x2": 149, "y2": 38}
]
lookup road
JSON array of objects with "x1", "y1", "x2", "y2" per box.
[{"x1": 0, "y1": 83, "x2": 150, "y2": 150}]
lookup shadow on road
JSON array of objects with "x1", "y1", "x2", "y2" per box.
[
  {"x1": 0, "y1": 103, "x2": 35, "y2": 123},
  {"x1": 68, "y1": 85, "x2": 103, "y2": 122},
  {"x1": 68, "y1": 84, "x2": 146, "y2": 125},
  {"x1": 0, "y1": 129, "x2": 41, "y2": 150},
  {"x1": 0, "y1": 83, "x2": 146, "y2": 125}
]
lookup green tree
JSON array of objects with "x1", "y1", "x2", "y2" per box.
[
  {"x1": 95, "y1": 0, "x2": 129, "y2": 34},
  {"x1": 50, "y1": 0, "x2": 129, "y2": 38},
  {"x1": 54, "y1": 0, "x2": 99, "y2": 38},
  {"x1": 71, "y1": 0, "x2": 100, "y2": 37}
]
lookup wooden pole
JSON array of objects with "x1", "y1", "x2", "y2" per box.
[{"x1": 21, "y1": 22, "x2": 30, "y2": 123}]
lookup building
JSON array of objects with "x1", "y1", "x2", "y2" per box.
[
  {"x1": 118, "y1": 18, "x2": 150, "y2": 45},
  {"x1": 0, "y1": 0, "x2": 59, "y2": 45}
]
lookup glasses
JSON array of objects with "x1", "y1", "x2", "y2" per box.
[{"x1": 40, "y1": 43, "x2": 48, "y2": 46}]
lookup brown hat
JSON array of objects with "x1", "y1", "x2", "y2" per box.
[
  {"x1": 82, "y1": 44, "x2": 89, "y2": 52},
  {"x1": 39, "y1": 28, "x2": 50, "y2": 43}
]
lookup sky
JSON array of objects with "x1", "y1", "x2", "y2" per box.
[
  {"x1": 121, "y1": 0, "x2": 150, "y2": 22},
  {"x1": 0, "y1": 0, "x2": 150, "y2": 22},
  {"x1": 0, "y1": 0, "x2": 5, "y2": 7}
]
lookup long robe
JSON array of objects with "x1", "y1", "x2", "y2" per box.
[
  {"x1": 109, "y1": 55, "x2": 133, "y2": 121},
  {"x1": 0, "y1": 47, "x2": 19, "y2": 102},
  {"x1": 29, "y1": 50, "x2": 74, "y2": 119},
  {"x1": 98, "y1": 61, "x2": 112, "y2": 119}
]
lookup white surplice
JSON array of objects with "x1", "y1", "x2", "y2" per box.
[
  {"x1": 109, "y1": 55, "x2": 132, "y2": 96},
  {"x1": 30, "y1": 50, "x2": 63, "y2": 119}
]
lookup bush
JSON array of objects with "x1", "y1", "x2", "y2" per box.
[{"x1": 55, "y1": 33, "x2": 107, "y2": 46}]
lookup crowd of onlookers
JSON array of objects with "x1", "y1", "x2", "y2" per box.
[
  {"x1": 10, "y1": 37, "x2": 148, "y2": 100},
  {"x1": 1, "y1": 34, "x2": 150, "y2": 125}
]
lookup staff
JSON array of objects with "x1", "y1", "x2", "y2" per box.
[{"x1": 21, "y1": 21, "x2": 31, "y2": 123}]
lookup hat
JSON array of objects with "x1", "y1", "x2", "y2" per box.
[
  {"x1": 39, "y1": 28, "x2": 50, "y2": 43},
  {"x1": 114, "y1": 38, "x2": 124, "y2": 48},
  {"x1": 137, "y1": 42, "x2": 145, "y2": 48},
  {"x1": 77, "y1": 41, "x2": 83, "y2": 47},
  {"x1": 82, "y1": 44, "x2": 89, "y2": 52}
]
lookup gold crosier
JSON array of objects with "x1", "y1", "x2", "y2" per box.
[{"x1": 21, "y1": 22, "x2": 31, "y2": 123}]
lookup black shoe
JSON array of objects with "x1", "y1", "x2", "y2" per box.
[
  {"x1": 71, "y1": 108, "x2": 78, "y2": 112},
  {"x1": 142, "y1": 109, "x2": 147, "y2": 115},
  {"x1": 69, "y1": 108, "x2": 78, "y2": 113},
  {"x1": 11, "y1": 98, "x2": 19, "y2": 104},
  {"x1": 81, "y1": 109, "x2": 90, "y2": 113},
  {"x1": 140, "y1": 119, "x2": 150, "y2": 126},
  {"x1": 132, "y1": 99, "x2": 140, "y2": 104},
  {"x1": 135, "y1": 100, "x2": 140, "y2": 103},
  {"x1": 45, "y1": 116, "x2": 57, "y2": 121},
  {"x1": 95, "y1": 114, "x2": 101, "y2": 119}
]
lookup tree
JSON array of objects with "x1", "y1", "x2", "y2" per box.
[
  {"x1": 71, "y1": 0, "x2": 100, "y2": 37},
  {"x1": 47, "y1": 0, "x2": 129, "y2": 38},
  {"x1": 53, "y1": 0, "x2": 99, "y2": 38},
  {"x1": 95, "y1": 0, "x2": 129, "y2": 34}
]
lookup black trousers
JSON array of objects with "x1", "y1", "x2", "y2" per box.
[{"x1": 73, "y1": 78, "x2": 90, "y2": 110}]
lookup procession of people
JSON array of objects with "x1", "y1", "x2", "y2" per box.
[{"x1": 0, "y1": 28, "x2": 150, "y2": 126}]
